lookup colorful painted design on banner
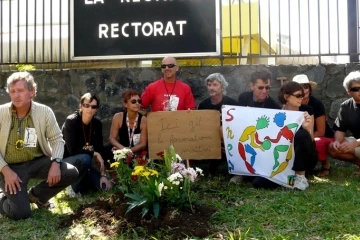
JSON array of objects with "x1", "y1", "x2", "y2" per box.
[{"x1": 222, "y1": 106, "x2": 304, "y2": 188}]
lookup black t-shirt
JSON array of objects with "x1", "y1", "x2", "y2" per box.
[
  {"x1": 198, "y1": 96, "x2": 237, "y2": 125},
  {"x1": 299, "y1": 104, "x2": 314, "y2": 115},
  {"x1": 333, "y1": 98, "x2": 360, "y2": 139},
  {"x1": 237, "y1": 91, "x2": 281, "y2": 110},
  {"x1": 307, "y1": 96, "x2": 334, "y2": 138},
  {"x1": 62, "y1": 111, "x2": 104, "y2": 158}
]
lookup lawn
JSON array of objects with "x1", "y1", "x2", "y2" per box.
[{"x1": 1, "y1": 158, "x2": 360, "y2": 240}]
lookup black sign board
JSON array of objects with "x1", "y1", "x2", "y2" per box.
[{"x1": 70, "y1": 0, "x2": 220, "y2": 60}]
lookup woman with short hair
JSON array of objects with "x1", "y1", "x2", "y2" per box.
[
  {"x1": 108, "y1": 89, "x2": 148, "y2": 153},
  {"x1": 62, "y1": 93, "x2": 112, "y2": 195}
]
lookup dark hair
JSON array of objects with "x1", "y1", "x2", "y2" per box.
[
  {"x1": 278, "y1": 81, "x2": 304, "y2": 104},
  {"x1": 122, "y1": 89, "x2": 141, "y2": 103},
  {"x1": 250, "y1": 69, "x2": 272, "y2": 84},
  {"x1": 80, "y1": 93, "x2": 100, "y2": 106}
]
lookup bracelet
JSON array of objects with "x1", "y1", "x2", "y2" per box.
[{"x1": 100, "y1": 174, "x2": 107, "y2": 179}]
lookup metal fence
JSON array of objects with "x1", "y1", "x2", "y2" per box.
[{"x1": 0, "y1": 0, "x2": 358, "y2": 69}]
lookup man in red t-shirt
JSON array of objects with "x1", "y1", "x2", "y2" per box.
[{"x1": 141, "y1": 57, "x2": 196, "y2": 112}]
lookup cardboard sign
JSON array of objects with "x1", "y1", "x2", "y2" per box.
[{"x1": 147, "y1": 110, "x2": 221, "y2": 159}]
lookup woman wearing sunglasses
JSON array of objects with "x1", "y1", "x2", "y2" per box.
[
  {"x1": 62, "y1": 93, "x2": 113, "y2": 196},
  {"x1": 293, "y1": 74, "x2": 334, "y2": 177},
  {"x1": 277, "y1": 81, "x2": 318, "y2": 190},
  {"x1": 108, "y1": 89, "x2": 147, "y2": 154}
]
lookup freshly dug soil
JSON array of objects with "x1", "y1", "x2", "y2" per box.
[{"x1": 59, "y1": 193, "x2": 217, "y2": 239}]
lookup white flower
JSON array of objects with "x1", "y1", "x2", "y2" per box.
[
  {"x1": 195, "y1": 167, "x2": 204, "y2": 176},
  {"x1": 180, "y1": 187, "x2": 183, "y2": 190},
  {"x1": 158, "y1": 182, "x2": 164, "y2": 196},
  {"x1": 174, "y1": 181, "x2": 180, "y2": 186},
  {"x1": 164, "y1": 186, "x2": 168, "y2": 190},
  {"x1": 175, "y1": 154, "x2": 182, "y2": 162},
  {"x1": 113, "y1": 148, "x2": 133, "y2": 161},
  {"x1": 167, "y1": 172, "x2": 183, "y2": 183}
]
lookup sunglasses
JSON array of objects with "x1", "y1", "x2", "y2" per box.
[
  {"x1": 301, "y1": 84, "x2": 311, "y2": 89},
  {"x1": 350, "y1": 87, "x2": 360, "y2": 92},
  {"x1": 257, "y1": 86, "x2": 271, "y2": 90},
  {"x1": 161, "y1": 64, "x2": 177, "y2": 69},
  {"x1": 82, "y1": 103, "x2": 98, "y2": 109},
  {"x1": 130, "y1": 99, "x2": 142, "y2": 104},
  {"x1": 290, "y1": 93, "x2": 305, "y2": 98}
]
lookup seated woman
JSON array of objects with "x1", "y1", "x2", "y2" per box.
[
  {"x1": 62, "y1": 93, "x2": 112, "y2": 195},
  {"x1": 107, "y1": 89, "x2": 147, "y2": 158},
  {"x1": 293, "y1": 74, "x2": 334, "y2": 177},
  {"x1": 253, "y1": 81, "x2": 318, "y2": 190}
]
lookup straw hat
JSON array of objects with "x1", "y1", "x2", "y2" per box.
[{"x1": 292, "y1": 74, "x2": 317, "y2": 89}]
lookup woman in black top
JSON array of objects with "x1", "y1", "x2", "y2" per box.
[
  {"x1": 62, "y1": 93, "x2": 112, "y2": 194},
  {"x1": 108, "y1": 90, "x2": 148, "y2": 154},
  {"x1": 293, "y1": 74, "x2": 334, "y2": 177},
  {"x1": 253, "y1": 82, "x2": 318, "y2": 191}
]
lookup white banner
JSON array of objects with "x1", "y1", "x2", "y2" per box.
[{"x1": 222, "y1": 106, "x2": 304, "y2": 188}]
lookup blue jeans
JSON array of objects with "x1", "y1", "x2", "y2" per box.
[{"x1": 63, "y1": 154, "x2": 104, "y2": 194}]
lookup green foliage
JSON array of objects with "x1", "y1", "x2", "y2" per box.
[
  {"x1": 15, "y1": 64, "x2": 36, "y2": 71},
  {"x1": 4, "y1": 159, "x2": 360, "y2": 239}
]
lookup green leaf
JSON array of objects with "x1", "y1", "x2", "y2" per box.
[
  {"x1": 141, "y1": 207, "x2": 149, "y2": 218},
  {"x1": 153, "y1": 202, "x2": 160, "y2": 218}
]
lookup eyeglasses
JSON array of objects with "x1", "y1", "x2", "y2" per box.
[
  {"x1": 350, "y1": 87, "x2": 360, "y2": 92},
  {"x1": 161, "y1": 64, "x2": 177, "y2": 69},
  {"x1": 290, "y1": 93, "x2": 305, "y2": 98},
  {"x1": 257, "y1": 86, "x2": 271, "y2": 90},
  {"x1": 130, "y1": 99, "x2": 142, "y2": 104},
  {"x1": 82, "y1": 103, "x2": 98, "y2": 109},
  {"x1": 301, "y1": 84, "x2": 311, "y2": 89}
]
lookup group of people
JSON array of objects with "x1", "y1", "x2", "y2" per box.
[{"x1": 1, "y1": 56, "x2": 360, "y2": 220}]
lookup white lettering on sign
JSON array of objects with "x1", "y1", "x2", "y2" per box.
[
  {"x1": 122, "y1": 23, "x2": 129, "y2": 37},
  {"x1": 99, "y1": 24, "x2": 108, "y2": 38},
  {"x1": 85, "y1": 0, "x2": 104, "y2": 4},
  {"x1": 98, "y1": 21, "x2": 187, "y2": 38}
]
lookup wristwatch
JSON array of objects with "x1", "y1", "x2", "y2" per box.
[{"x1": 52, "y1": 158, "x2": 62, "y2": 164}]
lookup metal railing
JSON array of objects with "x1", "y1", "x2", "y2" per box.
[{"x1": 0, "y1": 0, "x2": 358, "y2": 69}]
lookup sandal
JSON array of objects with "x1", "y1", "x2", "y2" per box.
[
  {"x1": 28, "y1": 188, "x2": 55, "y2": 209},
  {"x1": 317, "y1": 167, "x2": 330, "y2": 177}
]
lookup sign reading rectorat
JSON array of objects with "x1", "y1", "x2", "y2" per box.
[
  {"x1": 71, "y1": 0, "x2": 220, "y2": 60},
  {"x1": 147, "y1": 110, "x2": 221, "y2": 160}
]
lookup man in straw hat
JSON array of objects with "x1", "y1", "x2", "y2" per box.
[{"x1": 293, "y1": 74, "x2": 334, "y2": 177}]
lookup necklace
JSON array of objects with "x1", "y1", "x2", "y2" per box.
[
  {"x1": 163, "y1": 79, "x2": 176, "y2": 110},
  {"x1": 82, "y1": 121, "x2": 92, "y2": 150},
  {"x1": 11, "y1": 110, "x2": 29, "y2": 150},
  {"x1": 126, "y1": 112, "x2": 139, "y2": 147}
]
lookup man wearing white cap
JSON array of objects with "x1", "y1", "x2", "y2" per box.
[
  {"x1": 293, "y1": 74, "x2": 334, "y2": 177},
  {"x1": 329, "y1": 71, "x2": 360, "y2": 176}
]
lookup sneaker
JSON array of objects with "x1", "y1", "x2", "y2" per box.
[
  {"x1": 294, "y1": 174, "x2": 309, "y2": 191},
  {"x1": 229, "y1": 175, "x2": 243, "y2": 184},
  {"x1": 28, "y1": 187, "x2": 55, "y2": 209},
  {"x1": 65, "y1": 186, "x2": 82, "y2": 198}
]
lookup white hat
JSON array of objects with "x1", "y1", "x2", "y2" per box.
[{"x1": 292, "y1": 74, "x2": 317, "y2": 89}]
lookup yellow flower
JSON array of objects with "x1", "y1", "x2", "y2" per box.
[
  {"x1": 148, "y1": 169, "x2": 159, "y2": 176},
  {"x1": 132, "y1": 166, "x2": 145, "y2": 176},
  {"x1": 110, "y1": 162, "x2": 120, "y2": 168}
]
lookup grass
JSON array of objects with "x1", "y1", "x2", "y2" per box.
[{"x1": 1, "y1": 158, "x2": 360, "y2": 240}]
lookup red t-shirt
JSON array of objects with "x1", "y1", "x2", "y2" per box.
[{"x1": 141, "y1": 78, "x2": 196, "y2": 112}]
